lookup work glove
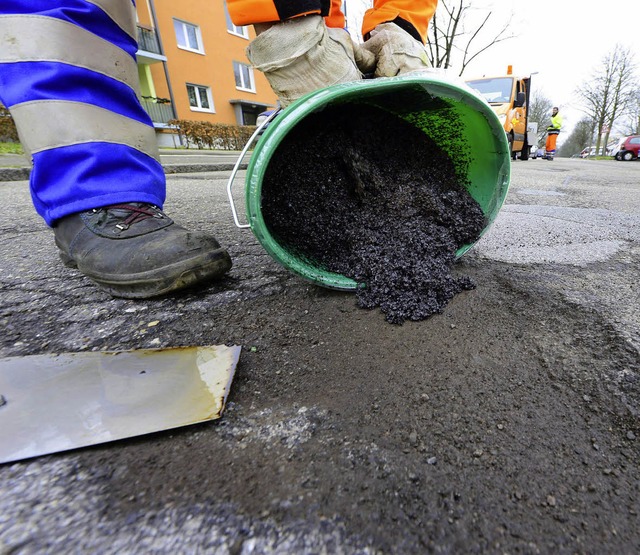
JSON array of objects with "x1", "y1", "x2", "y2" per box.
[
  {"x1": 359, "y1": 22, "x2": 431, "y2": 78},
  {"x1": 246, "y1": 15, "x2": 374, "y2": 107}
]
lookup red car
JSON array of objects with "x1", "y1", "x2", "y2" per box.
[{"x1": 612, "y1": 135, "x2": 640, "y2": 161}]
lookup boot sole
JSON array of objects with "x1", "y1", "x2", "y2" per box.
[{"x1": 60, "y1": 249, "x2": 232, "y2": 299}]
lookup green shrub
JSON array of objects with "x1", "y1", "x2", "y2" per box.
[
  {"x1": 168, "y1": 119, "x2": 257, "y2": 150},
  {"x1": 0, "y1": 105, "x2": 19, "y2": 142}
]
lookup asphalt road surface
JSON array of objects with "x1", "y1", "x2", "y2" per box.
[{"x1": 0, "y1": 157, "x2": 639, "y2": 553}]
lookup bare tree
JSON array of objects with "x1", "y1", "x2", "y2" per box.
[
  {"x1": 618, "y1": 89, "x2": 640, "y2": 136},
  {"x1": 557, "y1": 118, "x2": 596, "y2": 158},
  {"x1": 576, "y1": 45, "x2": 637, "y2": 155},
  {"x1": 427, "y1": 0, "x2": 515, "y2": 76}
]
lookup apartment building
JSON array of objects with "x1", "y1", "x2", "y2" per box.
[{"x1": 135, "y1": 0, "x2": 278, "y2": 146}]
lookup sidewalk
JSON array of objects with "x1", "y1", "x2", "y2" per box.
[{"x1": 0, "y1": 149, "x2": 249, "y2": 181}]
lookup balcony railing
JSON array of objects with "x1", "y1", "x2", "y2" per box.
[
  {"x1": 137, "y1": 25, "x2": 161, "y2": 55},
  {"x1": 141, "y1": 97, "x2": 175, "y2": 124}
]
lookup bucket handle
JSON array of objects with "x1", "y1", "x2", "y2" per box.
[{"x1": 226, "y1": 109, "x2": 281, "y2": 229}]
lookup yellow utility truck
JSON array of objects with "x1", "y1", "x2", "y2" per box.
[{"x1": 466, "y1": 66, "x2": 536, "y2": 160}]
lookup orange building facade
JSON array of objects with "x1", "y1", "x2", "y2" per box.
[{"x1": 135, "y1": 0, "x2": 278, "y2": 146}]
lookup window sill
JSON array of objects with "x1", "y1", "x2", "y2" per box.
[
  {"x1": 189, "y1": 107, "x2": 215, "y2": 113},
  {"x1": 227, "y1": 30, "x2": 249, "y2": 40},
  {"x1": 177, "y1": 45, "x2": 205, "y2": 55}
]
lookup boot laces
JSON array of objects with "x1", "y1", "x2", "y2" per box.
[{"x1": 97, "y1": 203, "x2": 163, "y2": 231}]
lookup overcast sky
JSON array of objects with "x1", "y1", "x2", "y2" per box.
[{"x1": 346, "y1": 1, "x2": 640, "y2": 139}]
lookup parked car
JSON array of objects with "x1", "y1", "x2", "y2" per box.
[
  {"x1": 256, "y1": 109, "x2": 275, "y2": 127},
  {"x1": 580, "y1": 146, "x2": 598, "y2": 158},
  {"x1": 255, "y1": 108, "x2": 280, "y2": 136},
  {"x1": 612, "y1": 135, "x2": 640, "y2": 161}
]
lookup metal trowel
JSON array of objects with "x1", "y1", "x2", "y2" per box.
[{"x1": 0, "y1": 345, "x2": 241, "y2": 464}]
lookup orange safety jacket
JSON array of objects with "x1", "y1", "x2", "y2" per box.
[{"x1": 227, "y1": 0, "x2": 438, "y2": 44}]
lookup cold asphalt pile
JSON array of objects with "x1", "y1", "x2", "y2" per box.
[
  {"x1": 262, "y1": 104, "x2": 486, "y2": 324},
  {"x1": 0, "y1": 154, "x2": 639, "y2": 552}
]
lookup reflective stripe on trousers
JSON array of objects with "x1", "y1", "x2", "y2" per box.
[{"x1": 0, "y1": 1, "x2": 165, "y2": 225}]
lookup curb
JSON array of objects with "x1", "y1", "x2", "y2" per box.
[
  {"x1": 0, "y1": 163, "x2": 248, "y2": 182},
  {"x1": 163, "y1": 163, "x2": 247, "y2": 174},
  {"x1": 0, "y1": 168, "x2": 31, "y2": 182}
]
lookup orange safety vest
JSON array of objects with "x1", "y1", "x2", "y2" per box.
[{"x1": 227, "y1": 0, "x2": 438, "y2": 44}]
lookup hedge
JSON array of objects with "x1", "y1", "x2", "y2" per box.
[
  {"x1": 0, "y1": 106, "x2": 19, "y2": 142},
  {"x1": 168, "y1": 119, "x2": 258, "y2": 150}
]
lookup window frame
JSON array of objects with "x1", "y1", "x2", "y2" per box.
[
  {"x1": 224, "y1": 3, "x2": 249, "y2": 39},
  {"x1": 233, "y1": 61, "x2": 256, "y2": 93},
  {"x1": 173, "y1": 18, "x2": 204, "y2": 54},
  {"x1": 186, "y1": 83, "x2": 215, "y2": 113}
]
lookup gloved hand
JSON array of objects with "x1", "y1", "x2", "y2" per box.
[
  {"x1": 246, "y1": 15, "x2": 373, "y2": 107},
  {"x1": 360, "y1": 22, "x2": 431, "y2": 78}
]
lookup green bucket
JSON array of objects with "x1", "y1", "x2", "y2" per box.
[{"x1": 230, "y1": 71, "x2": 510, "y2": 290}]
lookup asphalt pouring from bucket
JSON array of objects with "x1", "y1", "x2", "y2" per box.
[{"x1": 261, "y1": 103, "x2": 487, "y2": 325}]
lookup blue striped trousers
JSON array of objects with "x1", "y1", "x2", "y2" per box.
[{"x1": 0, "y1": 1, "x2": 165, "y2": 226}]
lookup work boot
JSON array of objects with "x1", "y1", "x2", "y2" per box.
[{"x1": 53, "y1": 203, "x2": 232, "y2": 298}]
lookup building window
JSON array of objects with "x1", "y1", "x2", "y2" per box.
[
  {"x1": 186, "y1": 83, "x2": 214, "y2": 112},
  {"x1": 224, "y1": 3, "x2": 248, "y2": 38},
  {"x1": 173, "y1": 19, "x2": 203, "y2": 53},
  {"x1": 233, "y1": 62, "x2": 255, "y2": 92}
]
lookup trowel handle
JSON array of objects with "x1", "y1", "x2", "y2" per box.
[{"x1": 226, "y1": 110, "x2": 281, "y2": 229}]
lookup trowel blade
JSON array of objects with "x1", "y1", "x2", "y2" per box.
[{"x1": 0, "y1": 345, "x2": 241, "y2": 464}]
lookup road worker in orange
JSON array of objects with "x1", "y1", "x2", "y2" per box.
[
  {"x1": 227, "y1": 0, "x2": 438, "y2": 106},
  {"x1": 544, "y1": 107, "x2": 562, "y2": 160}
]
